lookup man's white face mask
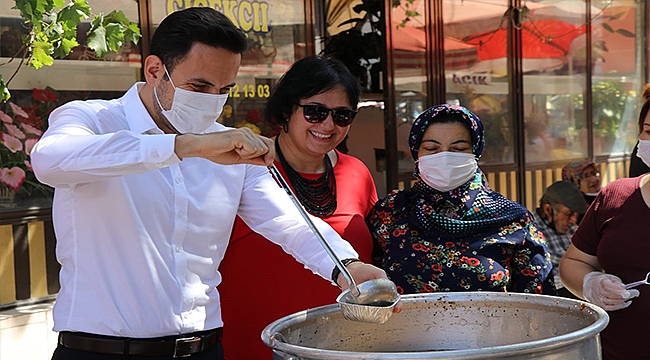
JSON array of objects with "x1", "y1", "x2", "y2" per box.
[
  {"x1": 417, "y1": 151, "x2": 477, "y2": 192},
  {"x1": 154, "y1": 65, "x2": 228, "y2": 134}
]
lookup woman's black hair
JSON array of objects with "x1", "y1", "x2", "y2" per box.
[
  {"x1": 149, "y1": 7, "x2": 248, "y2": 71},
  {"x1": 264, "y1": 56, "x2": 361, "y2": 126}
]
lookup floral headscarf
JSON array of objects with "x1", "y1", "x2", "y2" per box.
[
  {"x1": 561, "y1": 160, "x2": 596, "y2": 188},
  {"x1": 404, "y1": 103, "x2": 530, "y2": 233},
  {"x1": 408, "y1": 104, "x2": 485, "y2": 161}
]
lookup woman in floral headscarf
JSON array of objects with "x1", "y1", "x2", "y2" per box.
[
  {"x1": 367, "y1": 104, "x2": 556, "y2": 295},
  {"x1": 562, "y1": 160, "x2": 602, "y2": 206}
]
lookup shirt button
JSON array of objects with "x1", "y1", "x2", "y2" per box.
[
  {"x1": 152, "y1": 151, "x2": 159, "y2": 159},
  {"x1": 175, "y1": 177, "x2": 182, "y2": 184},
  {"x1": 177, "y1": 211, "x2": 184, "y2": 218},
  {"x1": 183, "y1": 314, "x2": 188, "y2": 319},
  {"x1": 175, "y1": 246, "x2": 181, "y2": 253}
]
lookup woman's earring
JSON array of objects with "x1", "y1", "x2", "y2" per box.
[{"x1": 282, "y1": 121, "x2": 289, "y2": 133}]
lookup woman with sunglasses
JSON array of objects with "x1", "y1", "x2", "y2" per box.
[
  {"x1": 367, "y1": 104, "x2": 556, "y2": 295},
  {"x1": 218, "y1": 56, "x2": 379, "y2": 359}
]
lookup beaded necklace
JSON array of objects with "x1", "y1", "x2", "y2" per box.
[{"x1": 275, "y1": 136, "x2": 337, "y2": 217}]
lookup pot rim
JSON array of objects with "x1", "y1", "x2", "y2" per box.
[{"x1": 262, "y1": 292, "x2": 609, "y2": 360}]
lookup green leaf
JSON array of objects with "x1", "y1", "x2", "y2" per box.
[
  {"x1": 57, "y1": 5, "x2": 86, "y2": 28},
  {"x1": 73, "y1": 0, "x2": 92, "y2": 16},
  {"x1": 12, "y1": 0, "x2": 141, "y2": 73},
  {"x1": 0, "y1": 76, "x2": 11, "y2": 102},
  {"x1": 13, "y1": 0, "x2": 34, "y2": 21},
  {"x1": 593, "y1": 40, "x2": 609, "y2": 52},
  {"x1": 52, "y1": 37, "x2": 78, "y2": 58},
  {"x1": 33, "y1": 0, "x2": 49, "y2": 15},
  {"x1": 601, "y1": 23, "x2": 614, "y2": 33},
  {"x1": 104, "y1": 10, "x2": 130, "y2": 25},
  {"x1": 104, "y1": 23, "x2": 125, "y2": 51},
  {"x1": 126, "y1": 23, "x2": 141, "y2": 44},
  {"x1": 87, "y1": 25, "x2": 108, "y2": 58},
  {"x1": 615, "y1": 29, "x2": 635, "y2": 38},
  {"x1": 30, "y1": 40, "x2": 55, "y2": 68},
  {"x1": 607, "y1": 12, "x2": 626, "y2": 21}
]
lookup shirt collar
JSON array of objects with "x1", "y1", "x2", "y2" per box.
[{"x1": 121, "y1": 82, "x2": 163, "y2": 135}]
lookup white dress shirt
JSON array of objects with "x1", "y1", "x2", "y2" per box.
[{"x1": 31, "y1": 83, "x2": 358, "y2": 337}]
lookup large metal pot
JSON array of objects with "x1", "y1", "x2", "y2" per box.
[{"x1": 262, "y1": 292, "x2": 609, "y2": 360}]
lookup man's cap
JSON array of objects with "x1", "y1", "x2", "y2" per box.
[{"x1": 540, "y1": 181, "x2": 588, "y2": 214}]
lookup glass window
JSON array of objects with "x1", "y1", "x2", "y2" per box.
[
  {"x1": 590, "y1": 0, "x2": 641, "y2": 156},
  {"x1": 521, "y1": 0, "x2": 590, "y2": 163},
  {"x1": 0, "y1": 0, "x2": 141, "y2": 210},
  {"x1": 444, "y1": 0, "x2": 512, "y2": 165},
  {"x1": 392, "y1": 0, "x2": 428, "y2": 182},
  {"x1": 151, "y1": 0, "x2": 306, "y2": 138}
]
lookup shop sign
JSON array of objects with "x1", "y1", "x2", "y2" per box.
[
  {"x1": 166, "y1": 0, "x2": 270, "y2": 33},
  {"x1": 450, "y1": 73, "x2": 492, "y2": 86}
]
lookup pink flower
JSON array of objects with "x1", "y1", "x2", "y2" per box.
[
  {"x1": 1, "y1": 133, "x2": 23, "y2": 153},
  {"x1": 5, "y1": 123, "x2": 26, "y2": 139},
  {"x1": 24, "y1": 138, "x2": 38, "y2": 155},
  {"x1": 20, "y1": 123, "x2": 43, "y2": 136},
  {"x1": 24, "y1": 160, "x2": 33, "y2": 172},
  {"x1": 8, "y1": 102, "x2": 29, "y2": 119},
  {"x1": 0, "y1": 166, "x2": 26, "y2": 192},
  {"x1": 0, "y1": 110, "x2": 12, "y2": 123}
]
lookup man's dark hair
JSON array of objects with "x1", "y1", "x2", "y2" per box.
[
  {"x1": 149, "y1": 7, "x2": 248, "y2": 71},
  {"x1": 264, "y1": 56, "x2": 361, "y2": 126}
]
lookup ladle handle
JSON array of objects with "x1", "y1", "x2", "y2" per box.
[{"x1": 268, "y1": 164, "x2": 360, "y2": 297}]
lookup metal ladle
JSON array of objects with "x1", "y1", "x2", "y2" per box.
[
  {"x1": 268, "y1": 164, "x2": 360, "y2": 296},
  {"x1": 267, "y1": 164, "x2": 400, "y2": 323}
]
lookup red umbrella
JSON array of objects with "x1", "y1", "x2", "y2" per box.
[
  {"x1": 463, "y1": 19, "x2": 587, "y2": 72},
  {"x1": 392, "y1": 22, "x2": 479, "y2": 70}
]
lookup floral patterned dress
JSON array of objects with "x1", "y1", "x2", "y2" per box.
[{"x1": 367, "y1": 172, "x2": 556, "y2": 295}]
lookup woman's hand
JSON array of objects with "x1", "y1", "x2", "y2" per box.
[{"x1": 583, "y1": 272, "x2": 640, "y2": 311}]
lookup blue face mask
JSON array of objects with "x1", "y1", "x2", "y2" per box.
[{"x1": 154, "y1": 65, "x2": 228, "y2": 134}]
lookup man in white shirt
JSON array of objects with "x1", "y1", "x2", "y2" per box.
[{"x1": 32, "y1": 7, "x2": 388, "y2": 360}]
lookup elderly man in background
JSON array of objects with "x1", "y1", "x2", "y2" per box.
[{"x1": 533, "y1": 181, "x2": 587, "y2": 298}]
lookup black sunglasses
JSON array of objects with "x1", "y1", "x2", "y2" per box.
[{"x1": 295, "y1": 103, "x2": 358, "y2": 127}]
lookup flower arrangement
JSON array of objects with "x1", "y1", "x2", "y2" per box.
[{"x1": 0, "y1": 87, "x2": 58, "y2": 200}]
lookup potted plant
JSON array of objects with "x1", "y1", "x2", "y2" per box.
[{"x1": 0, "y1": 87, "x2": 59, "y2": 204}]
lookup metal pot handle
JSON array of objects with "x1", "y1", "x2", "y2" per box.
[{"x1": 269, "y1": 332, "x2": 287, "y2": 346}]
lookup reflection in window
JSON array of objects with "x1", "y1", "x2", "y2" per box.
[{"x1": 443, "y1": 0, "x2": 513, "y2": 165}]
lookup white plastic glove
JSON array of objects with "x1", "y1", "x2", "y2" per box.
[{"x1": 583, "y1": 272, "x2": 640, "y2": 311}]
